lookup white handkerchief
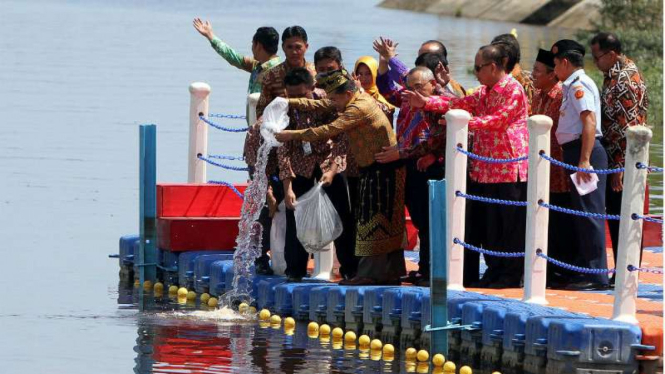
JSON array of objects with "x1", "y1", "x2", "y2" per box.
[{"x1": 570, "y1": 168, "x2": 599, "y2": 196}]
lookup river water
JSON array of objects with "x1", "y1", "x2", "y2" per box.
[{"x1": 0, "y1": 0, "x2": 661, "y2": 373}]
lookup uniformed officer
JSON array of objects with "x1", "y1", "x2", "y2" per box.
[{"x1": 551, "y1": 39, "x2": 610, "y2": 291}]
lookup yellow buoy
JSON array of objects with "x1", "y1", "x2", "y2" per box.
[
  {"x1": 143, "y1": 280, "x2": 153, "y2": 291},
  {"x1": 177, "y1": 287, "x2": 188, "y2": 297},
  {"x1": 259, "y1": 321, "x2": 270, "y2": 329},
  {"x1": 358, "y1": 335, "x2": 370, "y2": 347},
  {"x1": 443, "y1": 361, "x2": 456, "y2": 373},
  {"x1": 270, "y1": 315, "x2": 281, "y2": 325},
  {"x1": 284, "y1": 317, "x2": 296, "y2": 328},
  {"x1": 382, "y1": 343, "x2": 395, "y2": 356},
  {"x1": 249, "y1": 306, "x2": 257, "y2": 314},
  {"x1": 332, "y1": 327, "x2": 344, "y2": 339},
  {"x1": 344, "y1": 331, "x2": 356, "y2": 342},
  {"x1": 134, "y1": 279, "x2": 140, "y2": 288},
  {"x1": 200, "y1": 293, "x2": 210, "y2": 304},
  {"x1": 207, "y1": 297, "x2": 218, "y2": 307},
  {"x1": 417, "y1": 349, "x2": 429, "y2": 362},
  {"x1": 370, "y1": 339, "x2": 382, "y2": 350},
  {"x1": 405, "y1": 347, "x2": 417, "y2": 360},
  {"x1": 432, "y1": 368, "x2": 444, "y2": 374},
  {"x1": 259, "y1": 309, "x2": 271, "y2": 321},
  {"x1": 459, "y1": 365, "x2": 472, "y2": 374},
  {"x1": 168, "y1": 285, "x2": 178, "y2": 294},
  {"x1": 238, "y1": 302, "x2": 249, "y2": 314},
  {"x1": 153, "y1": 282, "x2": 164, "y2": 292},
  {"x1": 370, "y1": 349, "x2": 382, "y2": 361},
  {"x1": 432, "y1": 353, "x2": 445, "y2": 366},
  {"x1": 319, "y1": 324, "x2": 331, "y2": 336},
  {"x1": 186, "y1": 291, "x2": 197, "y2": 301}
]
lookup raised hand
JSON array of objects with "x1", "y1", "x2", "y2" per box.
[
  {"x1": 401, "y1": 90, "x2": 428, "y2": 108},
  {"x1": 372, "y1": 36, "x2": 398, "y2": 60},
  {"x1": 193, "y1": 18, "x2": 215, "y2": 41}
]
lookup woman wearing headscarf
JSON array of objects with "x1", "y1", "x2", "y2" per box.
[{"x1": 354, "y1": 56, "x2": 396, "y2": 124}]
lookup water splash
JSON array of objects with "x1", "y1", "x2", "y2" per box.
[
  {"x1": 220, "y1": 142, "x2": 272, "y2": 307},
  {"x1": 161, "y1": 307, "x2": 256, "y2": 322},
  {"x1": 220, "y1": 98, "x2": 289, "y2": 308}
]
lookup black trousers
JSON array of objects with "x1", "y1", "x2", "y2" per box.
[
  {"x1": 464, "y1": 180, "x2": 527, "y2": 285},
  {"x1": 248, "y1": 169, "x2": 284, "y2": 267},
  {"x1": 284, "y1": 167, "x2": 358, "y2": 278},
  {"x1": 605, "y1": 177, "x2": 645, "y2": 270},
  {"x1": 547, "y1": 192, "x2": 577, "y2": 284},
  {"x1": 562, "y1": 138, "x2": 609, "y2": 285},
  {"x1": 404, "y1": 160, "x2": 445, "y2": 277},
  {"x1": 477, "y1": 182, "x2": 528, "y2": 284}
]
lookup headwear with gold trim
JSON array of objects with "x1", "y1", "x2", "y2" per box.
[{"x1": 316, "y1": 69, "x2": 353, "y2": 94}]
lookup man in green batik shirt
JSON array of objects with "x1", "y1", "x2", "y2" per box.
[{"x1": 194, "y1": 18, "x2": 281, "y2": 95}]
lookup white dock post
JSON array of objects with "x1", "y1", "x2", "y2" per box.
[
  {"x1": 445, "y1": 109, "x2": 471, "y2": 290},
  {"x1": 247, "y1": 93, "x2": 261, "y2": 125},
  {"x1": 612, "y1": 126, "x2": 652, "y2": 324},
  {"x1": 188, "y1": 82, "x2": 211, "y2": 183},
  {"x1": 523, "y1": 115, "x2": 553, "y2": 305}
]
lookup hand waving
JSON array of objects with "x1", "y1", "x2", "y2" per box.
[{"x1": 193, "y1": 18, "x2": 215, "y2": 41}]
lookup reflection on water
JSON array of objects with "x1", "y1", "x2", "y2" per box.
[{"x1": 130, "y1": 285, "x2": 416, "y2": 374}]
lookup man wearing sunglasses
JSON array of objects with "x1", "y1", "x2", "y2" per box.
[{"x1": 403, "y1": 44, "x2": 529, "y2": 289}]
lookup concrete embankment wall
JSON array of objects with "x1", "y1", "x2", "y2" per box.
[{"x1": 379, "y1": 0, "x2": 600, "y2": 30}]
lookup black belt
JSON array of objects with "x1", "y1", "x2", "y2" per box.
[{"x1": 561, "y1": 136, "x2": 602, "y2": 151}]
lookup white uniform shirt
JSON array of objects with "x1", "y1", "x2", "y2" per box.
[{"x1": 556, "y1": 69, "x2": 602, "y2": 145}]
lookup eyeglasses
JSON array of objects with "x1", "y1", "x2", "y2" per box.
[
  {"x1": 593, "y1": 51, "x2": 610, "y2": 61},
  {"x1": 474, "y1": 62, "x2": 493, "y2": 72}
]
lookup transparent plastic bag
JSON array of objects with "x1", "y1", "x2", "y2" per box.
[
  {"x1": 294, "y1": 183, "x2": 343, "y2": 253},
  {"x1": 269, "y1": 202, "x2": 287, "y2": 275},
  {"x1": 260, "y1": 97, "x2": 290, "y2": 147}
]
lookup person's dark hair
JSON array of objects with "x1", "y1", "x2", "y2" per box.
[
  {"x1": 314, "y1": 46, "x2": 343, "y2": 65},
  {"x1": 479, "y1": 44, "x2": 507, "y2": 69},
  {"x1": 284, "y1": 67, "x2": 314, "y2": 87},
  {"x1": 590, "y1": 32, "x2": 622, "y2": 54},
  {"x1": 414, "y1": 52, "x2": 448, "y2": 75},
  {"x1": 252, "y1": 27, "x2": 279, "y2": 55},
  {"x1": 491, "y1": 33, "x2": 520, "y2": 72},
  {"x1": 556, "y1": 51, "x2": 585, "y2": 68},
  {"x1": 282, "y1": 26, "x2": 308, "y2": 43},
  {"x1": 421, "y1": 40, "x2": 448, "y2": 59}
]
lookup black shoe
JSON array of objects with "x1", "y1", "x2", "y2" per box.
[
  {"x1": 415, "y1": 278, "x2": 430, "y2": 287},
  {"x1": 400, "y1": 271, "x2": 420, "y2": 284},
  {"x1": 564, "y1": 281, "x2": 610, "y2": 291},
  {"x1": 286, "y1": 276, "x2": 302, "y2": 283},
  {"x1": 255, "y1": 262, "x2": 274, "y2": 276}
]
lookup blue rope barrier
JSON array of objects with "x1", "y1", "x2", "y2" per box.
[
  {"x1": 208, "y1": 154, "x2": 245, "y2": 161},
  {"x1": 209, "y1": 113, "x2": 247, "y2": 120},
  {"x1": 538, "y1": 201, "x2": 621, "y2": 220},
  {"x1": 456, "y1": 146, "x2": 528, "y2": 164},
  {"x1": 536, "y1": 249, "x2": 615, "y2": 274},
  {"x1": 539, "y1": 152, "x2": 624, "y2": 174},
  {"x1": 452, "y1": 238, "x2": 525, "y2": 258},
  {"x1": 636, "y1": 162, "x2": 664, "y2": 173},
  {"x1": 632, "y1": 213, "x2": 664, "y2": 224},
  {"x1": 200, "y1": 116, "x2": 248, "y2": 132},
  {"x1": 198, "y1": 155, "x2": 249, "y2": 171},
  {"x1": 627, "y1": 265, "x2": 664, "y2": 274},
  {"x1": 208, "y1": 180, "x2": 244, "y2": 199},
  {"x1": 455, "y1": 191, "x2": 528, "y2": 207}
]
